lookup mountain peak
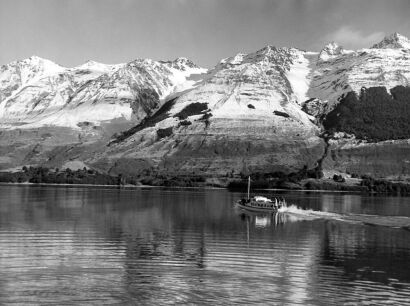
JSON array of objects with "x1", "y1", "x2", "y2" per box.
[
  {"x1": 219, "y1": 53, "x2": 247, "y2": 65},
  {"x1": 160, "y1": 57, "x2": 200, "y2": 71},
  {"x1": 324, "y1": 41, "x2": 340, "y2": 50},
  {"x1": 371, "y1": 32, "x2": 410, "y2": 49},
  {"x1": 27, "y1": 55, "x2": 43, "y2": 61},
  {"x1": 172, "y1": 57, "x2": 194, "y2": 65},
  {"x1": 16, "y1": 55, "x2": 65, "y2": 71},
  {"x1": 83, "y1": 60, "x2": 101, "y2": 65},
  {"x1": 318, "y1": 42, "x2": 344, "y2": 61},
  {"x1": 18, "y1": 55, "x2": 51, "y2": 66},
  {"x1": 76, "y1": 60, "x2": 110, "y2": 71}
]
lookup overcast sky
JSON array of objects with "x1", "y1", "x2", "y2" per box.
[{"x1": 0, "y1": 0, "x2": 409, "y2": 68}]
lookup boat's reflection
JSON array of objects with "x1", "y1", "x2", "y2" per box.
[{"x1": 238, "y1": 211, "x2": 288, "y2": 229}]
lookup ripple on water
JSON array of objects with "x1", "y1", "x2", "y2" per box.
[{"x1": 0, "y1": 186, "x2": 410, "y2": 305}]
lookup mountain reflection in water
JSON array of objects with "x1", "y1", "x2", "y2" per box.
[{"x1": 0, "y1": 185, "x2": 409, "y2": 305}]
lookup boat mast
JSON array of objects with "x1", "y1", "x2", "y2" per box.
[{"x1": 247, "y1": 176, "x2": 251, "y2": 200}]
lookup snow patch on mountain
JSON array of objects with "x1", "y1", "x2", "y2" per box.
[
  {"x1": 75, "y1": 60, "x2": 124, "y2": 72},
  {"x1": 220, "y1": 53, "x2": 246, "y2": 65},
  {"x1": 286, "y1": 51, "x2": 316, "y2": 104},
  {"x1": 159, "y1": 46, "x2": 317, "y2": 130},
  {"x1": 23, "y1": 103, "x2": 133, "y2": 128}
]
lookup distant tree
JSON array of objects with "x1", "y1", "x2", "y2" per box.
[{"x1": 333, "y1": 174, "x2": 345, "y2": 183}]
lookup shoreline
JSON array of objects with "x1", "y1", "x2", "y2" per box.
[
  {"x1": 1, "y1": 167, "x2": 410, "y2": 194},
  {"x1": 0, "y1": 181, "x2": 227, "y2": 190},
  {"x1": 0, "y1": 180, "x2": 404, "y2": 195}
]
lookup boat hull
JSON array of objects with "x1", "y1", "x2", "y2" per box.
[{"x1": 236, "y1": 201, "x2": 280, "y2": 213}]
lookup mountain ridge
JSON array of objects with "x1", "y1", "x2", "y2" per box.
[
  {"x1": 0, "y1": 55, "x2": 208, "y2": 128},
  {"x1": 1, "y1": 33, "x2": 410, "y2": 182},
  {"x1": 1, "y1": 32, "x2": 409, "y2": 128}
]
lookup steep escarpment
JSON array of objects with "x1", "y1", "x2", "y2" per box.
[
  {"x1": 0, "y1": 125, "x2": 111, "y2": 170},
  {"x1": 101, "y1": 117, "x2": 325, "y2": 178},
  {"x1": 322, "y1": 138, "x2": 410, "y2": 179},
  {"x1": 321, "y1": 85, "x2": 410, "y2": 178}
]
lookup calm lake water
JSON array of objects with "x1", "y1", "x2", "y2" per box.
[{"x1": 0, "y1": 185, "x2": 410, "y2": 305}]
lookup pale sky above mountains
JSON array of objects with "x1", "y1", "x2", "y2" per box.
[{"x1": 0, "y1": 0, "x2": 409, "y2": 68}]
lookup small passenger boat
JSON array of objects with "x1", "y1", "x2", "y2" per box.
[{"x1": 236, "y1": 177, "x2": 285, "y2": 213}]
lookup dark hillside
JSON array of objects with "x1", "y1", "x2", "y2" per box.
[
  {"x1": 110, "y1": 98, "x2": 176, "y2": 145},
  {"x1": 323, "y1": 86, "x2": 410, "y2": 142}
]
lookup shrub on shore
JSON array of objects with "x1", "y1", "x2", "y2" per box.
[
  {"x1": 227, "y1": 165, "x2": 324, "y2": 190},
  {"x1": 0, "y1": 167, "x2": 128, "y2": 186},
  {"x1": 333, "y1": 174, "x2": 346, "y2": 183},
  {"x1": 360, "y1": 175, "x2": 410, "y2": 194}
]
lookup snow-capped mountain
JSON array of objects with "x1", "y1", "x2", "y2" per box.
[
  {"x1": 1, "y1": 32, "x2": 410, "y2": 179},
  {"x1": 0, "y1": 56, "x2": 65, "y2": 102},
  {"x1": 97, "y1": 33, "x2": 410, "y2": 177},
  {"x1": 169, "y1": 46, "x2": 315, "y2": 123},
  {"x1": 310, "y1": 35, "x2": 410, "y2": 113},
  {"x1": 101, "y1": 45, "x2": 324, "y2": 176},
  {"x1": 0, "y1": 56, "x2": 207, "y2": 128},
  {"x1": 2, "y1": 33, "x2": 410, "y2": 129}
]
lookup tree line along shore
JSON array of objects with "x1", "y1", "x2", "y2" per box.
[{"x1": 1, "y1": 166, "x2": 410, "y2": 195}]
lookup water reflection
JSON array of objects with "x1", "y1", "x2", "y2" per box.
[{"x1": 0, "y1": 185, "x2": 409, "y2": 304}]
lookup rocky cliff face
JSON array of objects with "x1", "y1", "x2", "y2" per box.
[
  {"x1": 1, "y1": 33, "x2": 410, "y2": 180},
  {"x1": 323, "y1": 137, "x2": 410, "y2": 180}
]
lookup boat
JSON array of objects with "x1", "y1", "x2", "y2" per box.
[{"x1": 236, "y1": 177, "x2": 286, "y2": 213}]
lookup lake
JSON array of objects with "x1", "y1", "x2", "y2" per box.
[{"x1": 0, "y1": 185, "x2": 409, "y2": 305}]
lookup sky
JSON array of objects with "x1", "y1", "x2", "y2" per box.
[{"x1": 0, "y1": 0, "x2": 409, "y2": 68}]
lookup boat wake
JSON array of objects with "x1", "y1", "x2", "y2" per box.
[
  {"x1": 278, "y1": 204, "x2": 343, "y2": 220},
  {"x1": 278, "y1": 204, "x2": 410, "y2": 230}
]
